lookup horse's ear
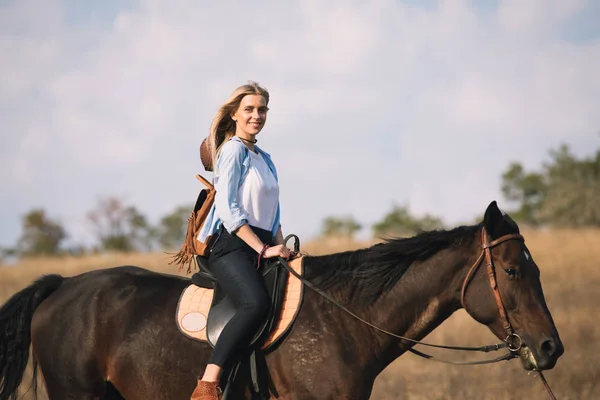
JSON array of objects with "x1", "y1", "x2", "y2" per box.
[{"x1": 483, "y1": 201, "x2": 505, "y2": 239}]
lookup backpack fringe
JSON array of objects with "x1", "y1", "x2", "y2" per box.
[
  {"x1": 168, "y1": 212, "x2": 200, "y2": 274},
  {"x1": 168, "y1": 174, "x2": 216, "y2": 275}
]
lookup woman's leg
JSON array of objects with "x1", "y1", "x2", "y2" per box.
[{"x1": 201, "y1": 248, "x2": 270, "y2": 381}]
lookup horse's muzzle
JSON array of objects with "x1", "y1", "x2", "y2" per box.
[{"x1": 518, "y1": 337, "x2": 564, "y2": 371}]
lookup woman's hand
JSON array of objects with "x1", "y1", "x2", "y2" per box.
[{"x1": 262, "y1": 244, "x2": 291, "y2": 259}]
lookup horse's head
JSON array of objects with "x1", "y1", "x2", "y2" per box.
[{"x1": 462, "y1": 201, "x2": 563, "y2": 371}]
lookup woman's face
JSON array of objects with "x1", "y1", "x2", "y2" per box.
[{"x1": 232, "y1": 94, "x2": 268, "y2": 137}]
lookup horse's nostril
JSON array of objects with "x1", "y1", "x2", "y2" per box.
[{"x1": 541, "y1": 339, "x2": 557, "y2": 357}]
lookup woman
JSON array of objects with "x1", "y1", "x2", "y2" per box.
[{"x1": 192, "y1": 82, "x2": 291, "y2": 400}]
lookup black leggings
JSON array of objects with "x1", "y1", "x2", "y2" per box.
[{"x1": 207, "y1": 225, "x2": 273, "y2": 368}]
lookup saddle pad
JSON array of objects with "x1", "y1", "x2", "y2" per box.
[{"x1": 176, "y1": 256, "x2": 304, "y2": 348}]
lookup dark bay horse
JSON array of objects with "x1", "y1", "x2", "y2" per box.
[{"x1": 0, "y1": 201, "x2": 563, "y2": 399}]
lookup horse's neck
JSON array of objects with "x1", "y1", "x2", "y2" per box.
[{"x1": 364, "y1": 250, "x2": 471, "y2": 372}]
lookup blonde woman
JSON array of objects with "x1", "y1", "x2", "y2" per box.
[{"x1": 192, "y1": 82, "x2": 291, "y2": 400}]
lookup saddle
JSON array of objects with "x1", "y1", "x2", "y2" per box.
[
  {"x1": 194, "y1": 255, "x2": 295, "y2": 349},
  {"x1": 176, "y1": 240, "x2": 304, "y2": 399}
]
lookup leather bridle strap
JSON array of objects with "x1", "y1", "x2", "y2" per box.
[{"x1": 461, "y1": 228, "x2": 525, "y2": 349}]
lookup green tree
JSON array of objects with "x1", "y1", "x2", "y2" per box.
[
  {"x1": 501, "y1": 163, "x2": 546, "y2": 226},
  {"x1": 501, "y1": 144, "x2": 600, "y2": 227},
  {"x1": 157, "y1": 205, "x2": 193, "y2": 249},
  {"x1": 126, "y1": 206, "x2": 155, "y2": 251},
  {"x1": 539, "y1": 145, "x2": 600, "y2": 227},
  {"x1": 87, "y1": 197, "x2": 155, "y2": 252},
  {"x1": 321, "y1": 215, "x2": 362, "y2": 238},
  {"x1": 16, "y1": 209, "x2": 67, "y2": 257},
  {"x1": 372, "y1": 204, "x2": 444, "y2": 237}
]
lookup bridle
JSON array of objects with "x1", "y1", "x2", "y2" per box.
[
  {"x1": 460, "y1": 227, "x2": 525, "y2": 353},
  {"x1": 278, "y1": 228, "x2": 559, "y2": 398},
  {"x1": 458, "y1": 228, "x2": 557, "y2": 399}
]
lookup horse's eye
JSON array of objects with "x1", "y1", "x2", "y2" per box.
[{"x1": 504, "y1": 268, "x2": 519, "y2": 278}]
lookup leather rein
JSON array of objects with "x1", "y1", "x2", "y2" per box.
[{"x1": 279, "y1": 228, "x2": 558, "y2": 398}]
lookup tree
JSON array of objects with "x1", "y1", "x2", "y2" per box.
[
  {"x1": 501, "y1": 163, "x2": 546, "y2": 226},
  {"x1": 16, "y1": 209, "x2": 67, "y2": 257},
  {"x1": 157, "y1": 205, "x2": 193, "y2": 249},
  {"x1": 501, "y1": 144, "x2": 600, "y2": 227},
  {"x1": 321, "y1": 215, "x2": 362, "y2": 238},
  {"x1": 539, "y1": 145, "x2": 600, "y2": 227},
  {"x1": 87, "y1": 197, "x2": 155, "y2": 252},
  {"x1": 0, "y1": 246, "x2": 9, "y2": 264},
  {"x1": 372, "y1": 204, "x2": 444, "y2": 237}
]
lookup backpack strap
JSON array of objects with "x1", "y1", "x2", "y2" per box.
[{"x1": 196, "y1": 173, "x2": 213, "y2": 188}]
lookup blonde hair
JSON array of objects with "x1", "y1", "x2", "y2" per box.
[{"x1": 207, "y1": 81, "x2": 270, "y2": 171}]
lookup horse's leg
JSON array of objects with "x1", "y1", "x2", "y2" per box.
[
  {"x1": 38, "y1": 375, "x2": 124, "y2": 400},
  {"x1": 34, "y1": 346, "x2": 107, "y2": 400},
  {"x1": 31, "y1": 286, "x2": 108, "y2": 400},
  {"x1": 106, "y1": 347, "x2": 205, "y2": 400}
]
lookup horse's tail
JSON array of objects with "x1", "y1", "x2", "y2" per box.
[{"x1": 0, "y1": 274, "x2": 64, "y2": 400}]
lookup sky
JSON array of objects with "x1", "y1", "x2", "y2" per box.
[{"x1": 1, "y1": 0, "x2": 599, "y2": 250}]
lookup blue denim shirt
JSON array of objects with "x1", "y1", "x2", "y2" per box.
[{"x1": 197, "y1": 136, "x2": 281, "y2": 242}]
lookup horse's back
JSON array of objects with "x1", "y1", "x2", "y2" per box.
[
  {"x1": 32, "y1": 265, "x2": 189, "y2": 343},
  {"x1": 32, "y1": 265, "x2": 185, "y2": 325}
]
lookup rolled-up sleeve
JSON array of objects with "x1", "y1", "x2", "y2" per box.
[{"x1": 213, "y1": 142, "x2": 248, "y2": 233}]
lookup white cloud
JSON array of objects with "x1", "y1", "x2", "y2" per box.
[
  {"x1": 1, "y1": 0, "x2": 599, "y2": 248},
  {"x1": 498, "y1": 0, "x2": 588, "y2": 35}
]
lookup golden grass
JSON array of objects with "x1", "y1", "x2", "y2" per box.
[{"x1": 2, "y1": 229, "x2": 599, "y2": 399}]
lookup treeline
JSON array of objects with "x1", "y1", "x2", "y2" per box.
[
  {"x1": 0, "y1": 199, "x2": 193, "y2": 260},
  {"x1": 1, "y1": 143, "x2": 598, "y2": 261},
  {"x1": 317, "y1": 143, "x2": 599, "y2": 238}
]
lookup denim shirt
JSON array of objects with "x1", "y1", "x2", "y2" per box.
[{"x1": 197, "y1": 136, "x2": 281, "y2": 242}]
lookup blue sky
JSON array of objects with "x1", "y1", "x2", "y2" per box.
[{"x1": 1, "y1": 0, "x2": 599, "y2": 249}]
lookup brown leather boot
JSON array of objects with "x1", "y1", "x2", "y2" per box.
[{"x1": 190, "y1": 380, "x2": 222, "y2": 400}]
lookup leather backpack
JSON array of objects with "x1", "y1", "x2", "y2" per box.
[{"x1": 170, "y1": 139, "x2": 215, "y2": 273}]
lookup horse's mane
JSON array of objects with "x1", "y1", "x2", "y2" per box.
[{"x1": 303, "y1": 223, "x2": 482, "y2": 306}]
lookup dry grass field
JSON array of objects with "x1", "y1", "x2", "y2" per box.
[{"x1": 1, "y1": 229, "x2": 598, "y2": 399}]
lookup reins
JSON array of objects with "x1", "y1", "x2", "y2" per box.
[
  {"x1": 278, "y1": 230, "x2": 558, "y2": 398},
  {"x1": 278, "y1": 232, "x2": 512, "y2": 360}
]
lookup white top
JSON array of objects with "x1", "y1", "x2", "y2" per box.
[{"x1": 238, "y1": 150, "x2": 280, "y2": 231}]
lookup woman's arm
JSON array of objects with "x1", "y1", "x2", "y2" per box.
[
  {"x1": 235, "y1": 223, "x2": 289, "y2": 259},
  {"x1": 234, "y1": 224, "x2": 267, "y2": 253},
  {"x1": 213, "y1": 142, "x2": 249, "y2": 233}
]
